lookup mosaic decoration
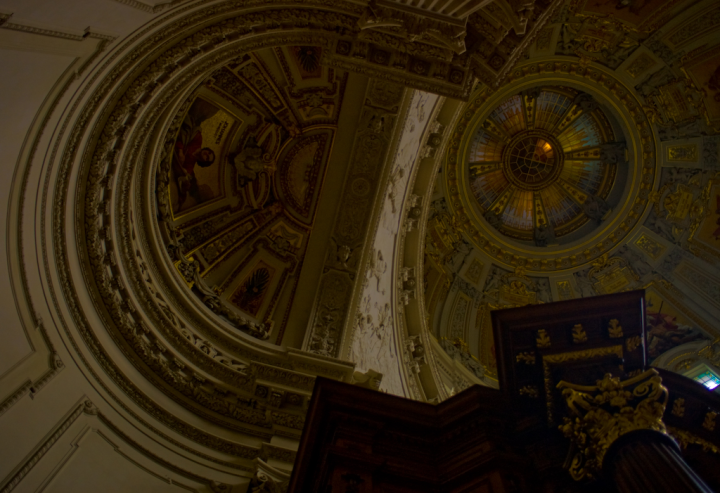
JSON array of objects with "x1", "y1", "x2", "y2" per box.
[{"x1": 467, "y1": 87, "x2": 619, "y2": 242}]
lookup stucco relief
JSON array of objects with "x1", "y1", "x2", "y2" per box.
[
  {"x1": 349, "y1": 91, "x2": 439, "y2": 397},
  {"x1": 305, "y1": 80, "x2": 404, "y2": 358}
]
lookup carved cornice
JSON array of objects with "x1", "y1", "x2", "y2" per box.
[
  {"x1": 109, "y1": 0, "x2": 189, "y2": 14},
  {"x1": 0, "y1": 20, "x2": 116, "y2": 42}
]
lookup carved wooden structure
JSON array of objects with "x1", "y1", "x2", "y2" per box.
[{"x1": 290, "y1": 291, "x2": 720, "y2": 492}]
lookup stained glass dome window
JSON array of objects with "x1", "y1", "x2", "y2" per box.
[
  {"x1": 467, "y1": 87, "x2": 621, "y2": 245},
  {"x1": 695, "y1": 371, "x2": 720, "y2": 391}
]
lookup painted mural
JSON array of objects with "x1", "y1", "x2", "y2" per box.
[
  {"x1": 169, "y1": 97, "x2": 236, "y2": 216},
  {"x1": 645, "y1": 287, "x2": 709, "y2": 361}
]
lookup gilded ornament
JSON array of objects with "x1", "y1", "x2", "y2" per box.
[
  {"x1": 671, "y1": 398, "x2": 685, "y2": 418},
  {"x1": 668, "y1": 426, "x2": 720, "y2": 454},
  {"x1": 607, "y1": 319, "x2": 623, "y2": 338},
  {"x1": 519, "y1": 386, "x2": 539, "y2": 398},
  {"x1": 557, "y1": 369, "x2": 669, "y2": 481},
  {"x1": 464, "y1": 259, "x2": 484, "y2": 284},
  {"x1": 572, "y1": 324, "x2": 587, "y2": 343},
  {"x1": 542, "y1": 346, "x2": 624, "y2": 425},
  {"x1": 556, "y1": 280, "x2": 575, "y2": 301},
  {"x1": 626, "y1": 336, "x2": 642, "y2": 352},
  {"x1": 516, "y1": 351, "x2": 536, "y2": 365},
  {"x1": 536, "y1": 329, "x2": 551, "y2": 348},
  {"x1": 626, "y1": 53, "x2": 657, "y2": 79},
  {"x1": 667, "y1": 145, "x2": 697, "y2": 162},
  {"x1": 697, "y1": 338, "x2": 720, "y2": 366},
  {"x1": 634, "y1": 234, "x2": 666, "y2": 260},
  {"x1": 703, "y1": 411, "x2": 717, "y2": 432}
]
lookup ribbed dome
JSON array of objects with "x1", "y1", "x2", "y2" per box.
[{"x1": 467, "y1": 87, "x2": 620, "y2": 244}]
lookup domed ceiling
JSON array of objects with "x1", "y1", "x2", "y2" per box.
[
  {"x1": 417, "y1": 0, "x2": 720, "y2": 395},
  {"x1": 8, "y1": 0, "x2": 720, "y2": 488},
  {"x1": 156, "y1": 46, "x2": 345, "y2": 344},
  {"x1": 467, "y1": 86, "x2": 620, "y2": 244}
]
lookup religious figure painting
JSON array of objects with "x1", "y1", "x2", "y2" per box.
[
  {"x1": 169, "y1": 97, "x2": 237, "y2": 216},
  {"x1": 645, "y1": 288, "x2": 708, "y2": 361}
]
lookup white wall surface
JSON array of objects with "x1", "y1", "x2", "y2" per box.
[
  {"x1": 0, "y1": 0, "x2": 154, "y2": 38},
  {"x1": 0, "y1": 47, "x2": 74, "y2": 377}
]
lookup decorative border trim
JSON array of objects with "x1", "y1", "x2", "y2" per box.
[
  {"x1": 0, "y1": 400, "x2": 233, "y2": 493},
  {"x1": 0, "y1": 18, "x2": 116, "y2": 42},
  {"x1": 0, "y1": 402, "x2": 85, "y2": 493},
  {"x1": 110, "y1": 0, "x2": 191, "y2": 14},
  {"x1": 0, "y1": 381, "x2": 32, "y2": 418}
]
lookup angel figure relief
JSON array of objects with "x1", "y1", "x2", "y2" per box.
[
  {"x1": 368, "y1": 249, "x2": 388, "y2": 294},
  {"x1": 230, "y1": 136, "x2": 273, "y2": 187}
]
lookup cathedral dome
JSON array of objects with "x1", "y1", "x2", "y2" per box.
[{"x1": 466, "y1": 86, "x2": 622, "y2": 246}]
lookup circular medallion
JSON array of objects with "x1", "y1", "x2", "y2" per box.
[
  {"x1": 503, "y1": 131, "x2": 564, "y2": 191},
  {"x1": 351, "y1": 177, "x2": 371, "y2": 196}
]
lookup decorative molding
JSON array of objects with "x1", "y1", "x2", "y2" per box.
[
  {"x1": 0, "y1": 381, "x2": 32, "y2": 418},
  {"x1": 110, "y1": 0, "x2": 189, "y2": 14},
  {"x1": 45, "y1": 1, "x2": 388, "y2": 465},
  {"x1": 260, "y1": 442, "x2": 297, "y2": 465},
  {"x1": 92, "y1": 404, "x2": 232, "y2": 490},
  {"x1": 305, "y1": 79, "x2": 405, "y2": 358},
  {"x1": 0, "y1": 402, "x2": 85, "y2": 493},
  {"x1": 49, "y1": 7, "x2": 338, "y2": 463},
  {"x1": 0, "y1": 21, "x2": 116, "y2": 42}
]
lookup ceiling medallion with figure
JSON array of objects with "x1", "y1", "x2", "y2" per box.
[{"x1": 467, "y1": 86, "x2": 621, "y2": 245}]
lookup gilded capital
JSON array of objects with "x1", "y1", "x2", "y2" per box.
[{"x1": 557, "y1": 369, "x2": 669, "y2": 481}]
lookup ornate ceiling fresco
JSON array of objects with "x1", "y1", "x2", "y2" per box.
[
  {"x1": 5, "y1": 0, "x2": 720, "y2": 489},
  {"x1": 156, "y1": 47, "x2": 346, "y2": 344}
]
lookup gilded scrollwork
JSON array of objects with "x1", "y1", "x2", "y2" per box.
[
  {"x1": 668, "y1": 426, "x2": 720, "y2": 455},
  {"x1": 558, "y1": 369, "x2": 669, "y2": 480}
]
